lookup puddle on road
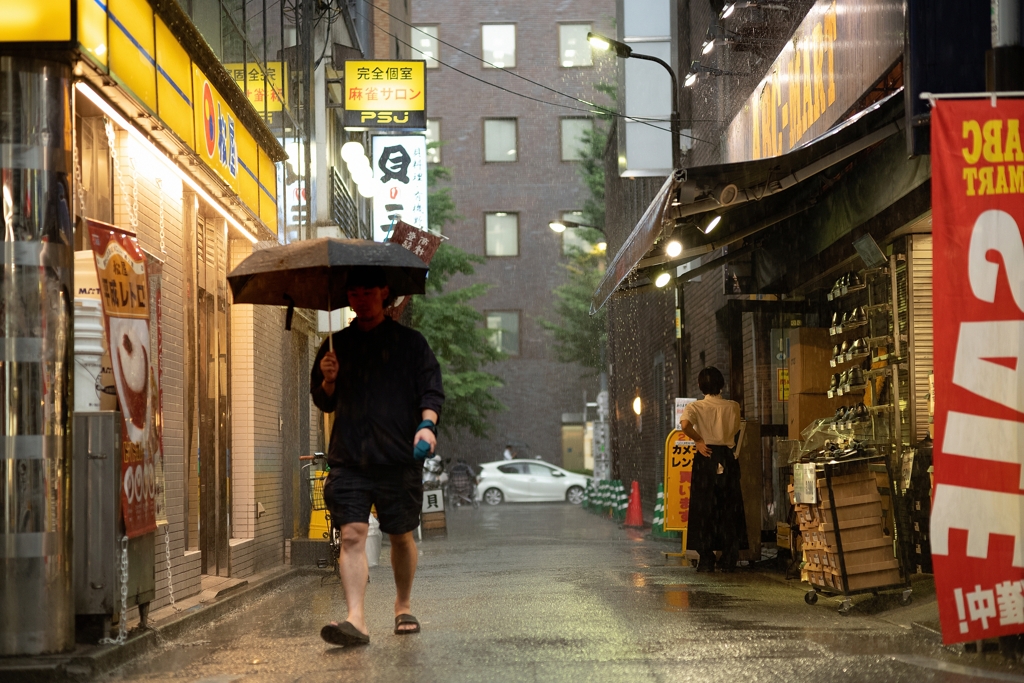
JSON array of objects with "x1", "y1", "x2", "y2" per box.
[{"x1": 656, "y1": 583, "x2": 737, "y2": 612}]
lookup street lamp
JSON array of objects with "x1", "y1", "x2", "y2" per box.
[
  {"x1": 588, "y1": 31, "x2": 681, "y2": 170},
  {"x1": 549, "y1": 218, "x2": 607, "y2": 252}
]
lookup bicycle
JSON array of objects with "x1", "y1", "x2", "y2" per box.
[{"x1": 300, "y1": 454, "x2": 340, "y2": 583}]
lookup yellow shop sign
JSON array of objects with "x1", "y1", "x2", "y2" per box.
[
  {"x1": 223, "y1": 61, "x2": 288, "y2": 114},
  {"x1": 343, "y1": 60, "x2": 426, "y2": 130}
]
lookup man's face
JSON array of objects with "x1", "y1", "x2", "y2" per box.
[{"x1": 346, "y1": 285, "x2": 389, "y2": 319}]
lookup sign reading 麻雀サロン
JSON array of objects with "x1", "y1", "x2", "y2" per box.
[
  {"x1": 344, "y1": 60, "x2": 426, "y2": 130},
  {"x1": 932, "y1": 97, "x2": 1024, "y2": 644},
  {"x1": 372, "y1": 135, "x2": 427, "y2": 241}
]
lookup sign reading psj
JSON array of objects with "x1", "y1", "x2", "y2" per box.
[
  {"x1": 193, "y1": 66, "x2": 238, "y2": 190},
  {"x1": 344, "y1": 60, "x2": 426, "y2": 131}
]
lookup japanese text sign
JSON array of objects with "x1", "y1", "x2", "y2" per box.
[
  {"x1": 88, "y1": 220, "x2": 157, "y2": 539},
  {"x1": 192, "y1": 65, "x2": 238, "y2": 190},
  {"x1": 422, "y1": 490, "x2": 445, "y2": 513},
  {"x1": 224, "y1": 61, "x2": 288, "y2": 113},
  {"x1": 372, "y1": 135, "x2": 428, "y2": 241},
  {"x1": 344, "y1": 60, "x2": 426, "y2": 130},
  {"x1": 932, "y1": 98, "x2": 1024, "y2": 644},
  {"x1": 663, "y1": 428, "x2": 696, "y2": 533},
  {"x1": 386, "y1": 221, "x2": 442, "y2": 320}
]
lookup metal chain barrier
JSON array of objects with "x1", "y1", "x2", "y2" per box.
[
  {"x1": 99, "y1": 536, "x2": 130, "y2": 645},
  {"x1": 163, "y1": 525, "x2": 178, "y2": 611},
  {"x1": 72, "y1": 131, "x2": 87, "y2": 219},
  {"x1": 156, "y1": 177, "x2": 166, "y2": 254},
  {"x1": 105, "y1": 119, "x2": 138, "y2": 231}
]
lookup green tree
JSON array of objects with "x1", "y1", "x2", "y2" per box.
[
  {"x1": 538, "y1": 85, "x2": 614, "y2": 375},
  {"x1": 406, "y1": 150, "x2": 506, "y2": 438}
]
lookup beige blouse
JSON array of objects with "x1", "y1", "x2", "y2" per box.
[{"x1": 681, "y1": 395, "x2": 741, "y2": 448}]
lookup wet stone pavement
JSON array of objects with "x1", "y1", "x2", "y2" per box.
[{"x1": 105, "y1": 504, "x2": 1024, "y2": 682}]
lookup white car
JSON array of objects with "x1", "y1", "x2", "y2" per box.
[{"x1": 475, "y1": 460, "x2": 590, "y2": 506}]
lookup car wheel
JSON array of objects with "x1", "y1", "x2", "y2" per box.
[
  {"x1": 566, "y1": 486, "x2": 585, "y2": 505},
  {"x1": 483, "y1": 488, "x2": 504, "y2": 506}
]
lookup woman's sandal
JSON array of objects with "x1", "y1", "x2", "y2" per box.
[
  {"x1": 320, "y1": 621, "x2": 370, "y2": 646},
  {"x1": 394, "y1": 614, "x2": 420, "y2": 635}
]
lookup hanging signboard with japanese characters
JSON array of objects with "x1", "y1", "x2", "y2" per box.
[
  {"x1": 344, "y1": 60, "x2": 426, "y2": 130},
  {"x1": 224, "y1": 61, "x2": 288, "y2": 114},
  {"x1": 386, "y1": 221, "x2": 442, "y2": 320},
  {"x1": 371, "y1": 135, "x2": 428, "y2": 241},
  {"x1": 931, "y1": 97, "x2": 1024, "y2": 644},
  {"x1": 87, "y1": 219, "x2": 158, "y2": 539}
]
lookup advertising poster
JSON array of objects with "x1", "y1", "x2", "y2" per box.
[
  {"x1": 663, "y1": 428, "x2": 696, "y2": 535},
  {"x1": 931, "y1": 98, "x2": 1024, "y2": 643},
  {"x1": 386, "y1": 220, "x2": 442, "y2": 320},
  {"x1": 88, "y1": 220, "x2": 157, "y2": 538},
  {"x1": 372, "y1": 135, "x2": 428, "y2": 241}
]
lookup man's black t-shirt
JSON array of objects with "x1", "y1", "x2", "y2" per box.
[{"x1": 311, "y1": 318, "x2": 445, "y2": 470}]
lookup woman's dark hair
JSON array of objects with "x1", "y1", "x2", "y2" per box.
[{"x1": 697, "y1": 367, "x2": 725, "y2": 396}]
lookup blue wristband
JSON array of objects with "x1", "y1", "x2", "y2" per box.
[
  {"x1": 417, "y1": 419, "x2": 436, "y2": 434},
  {"x1": 413, "y1": 440, "x2": 432, "y2": 460}
]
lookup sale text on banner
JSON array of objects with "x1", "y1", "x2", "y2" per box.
[
  {"x1": 88, "y1": 220, "x2": 158, "y2": 539},
  {"x1": 932, "y1": 98, "x2": 1024, "y2": 643}
]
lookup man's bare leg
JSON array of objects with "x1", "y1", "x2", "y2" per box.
[
  {"x1": 390, "y1": 531, "x2": 418, "y2": 631},
  {"x1": 336, "y1": 522, "x2": 369, "y2": 635}
]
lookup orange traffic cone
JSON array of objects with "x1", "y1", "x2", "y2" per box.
[{"x1": 625, "y1": 481, "x2": 643, "y2": 528}]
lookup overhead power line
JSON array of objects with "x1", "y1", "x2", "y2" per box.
[{"x1": 351, "y1": 2, "x2": 715, "y2": 144}]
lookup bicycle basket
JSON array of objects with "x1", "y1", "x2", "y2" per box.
[{"x1": 310, "y1": 470, "x2": 328, "y2": 511}]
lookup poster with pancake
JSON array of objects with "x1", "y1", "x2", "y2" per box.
[{"x1": 88, "y1": 219, "x2": 157, "y2": 538}]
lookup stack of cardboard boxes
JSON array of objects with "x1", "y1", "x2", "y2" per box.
[
  {"x1": 793, "y1": 464, "x2": 901, "y2": 592},
  {"x1": 787, "y1": 328, "x2": 842, "y2": 439}
]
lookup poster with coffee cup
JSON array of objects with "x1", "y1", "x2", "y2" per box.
[{"x1": 88, "y1": 219, "x2": 157, "y2": 538}]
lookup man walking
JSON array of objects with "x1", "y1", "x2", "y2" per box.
[{"x1": 311, "y1": 266, "x2": 445, "y2": 646}]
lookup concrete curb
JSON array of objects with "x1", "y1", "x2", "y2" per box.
[{"x1": 0, "y1": 566, "x2": 310, "y2": 683}]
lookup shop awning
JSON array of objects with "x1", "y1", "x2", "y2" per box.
[{"x1": 591, "y1": 91, "x2": 907, "y2": 314}]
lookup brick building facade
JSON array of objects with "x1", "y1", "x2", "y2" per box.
[{"x1": 410, "y1": 0, "x2": 616, "y2": 465}]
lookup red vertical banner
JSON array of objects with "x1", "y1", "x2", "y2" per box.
[
  {"x1": 932, "y1": 98, "x2": 1024, "y2": 644},
  {"x1": 88, "y1": 219, "x2": 157, "y2": 538},
  {"x1": 385, "y1": 220, "x2": 442, "y2": 319}
]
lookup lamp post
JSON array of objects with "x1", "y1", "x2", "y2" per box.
[{"x1": 588, "y1": 31, "x2": 681, "y2": 171}]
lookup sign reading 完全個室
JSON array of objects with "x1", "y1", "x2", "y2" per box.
[
  {"x1": 344, "y1": 60, "x2": 426, "y2": 130},
  {"x1": 931, "y1": 98, "x2": 1024, "y2": 644},
  {"x1": 722, "y1": 0, "x2": 903, "y2": 163}
]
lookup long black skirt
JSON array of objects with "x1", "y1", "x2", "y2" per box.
[{"x1": 686, "y1": 444, "x2": 749, "y2": 554}]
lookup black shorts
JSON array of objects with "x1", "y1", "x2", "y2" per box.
[{"x1": 322, "y1": 465, "x2": 423, "y2": 535}]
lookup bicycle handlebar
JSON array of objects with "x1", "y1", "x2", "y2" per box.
[{"x1": 299, "y1": 455, "x2": 315, "y2": 461}]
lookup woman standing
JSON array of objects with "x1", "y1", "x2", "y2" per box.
[{"x1": 679, "y1": 367, "x2": 747, "y2": 572}]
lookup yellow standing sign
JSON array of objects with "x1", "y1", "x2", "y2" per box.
[{"x1": 663, "y1": 430, "x2": 696, "y2": 548}]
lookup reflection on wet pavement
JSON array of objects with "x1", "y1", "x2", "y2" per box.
[{"x1": 103, "y1": 504, "x2": 1024, "y2": 682}]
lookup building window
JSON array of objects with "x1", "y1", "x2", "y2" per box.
[
  {"x1": 426, "y1": 119, "x2": 441, "y2": 164},
  {"x1": 560, "y1": 210, "x2": 593, "y2": 254},
  {"x1": 413, "y1": 26, "x2": 439, "y2": 68},
  {"x1": 485, "y1": 212, "x2": 518, "y2": 256},
  {"x1": 487, "y1": 311, "x2": 520, "y2": 355},
  {"x1": 483, "y1": 24, "x2": 516, "y2": 68},
  {"x1": 484, "y1": 118, "x2": 517, "y2": 162},
  {"x1": 559, "y1": 24, "x2": 592, "y2": 67},
  {"x1": 561, "y1": 118, "x2": 593, "y2": 161}
]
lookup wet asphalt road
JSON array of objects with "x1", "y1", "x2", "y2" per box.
[{"x1": 105, "y1": 503, "x2": 1024, "y2": 682}]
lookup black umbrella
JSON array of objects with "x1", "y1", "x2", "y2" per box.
[{"x1": 227, "y1": 237, "x2": 429, "y2": 348}]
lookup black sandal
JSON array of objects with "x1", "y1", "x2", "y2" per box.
[
  {"x1": 320, "y1": 621, "x2": 370, "y2": 646},
  {"x1": 394, "y1": 614, "x2": 420, "y2": 635}
]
